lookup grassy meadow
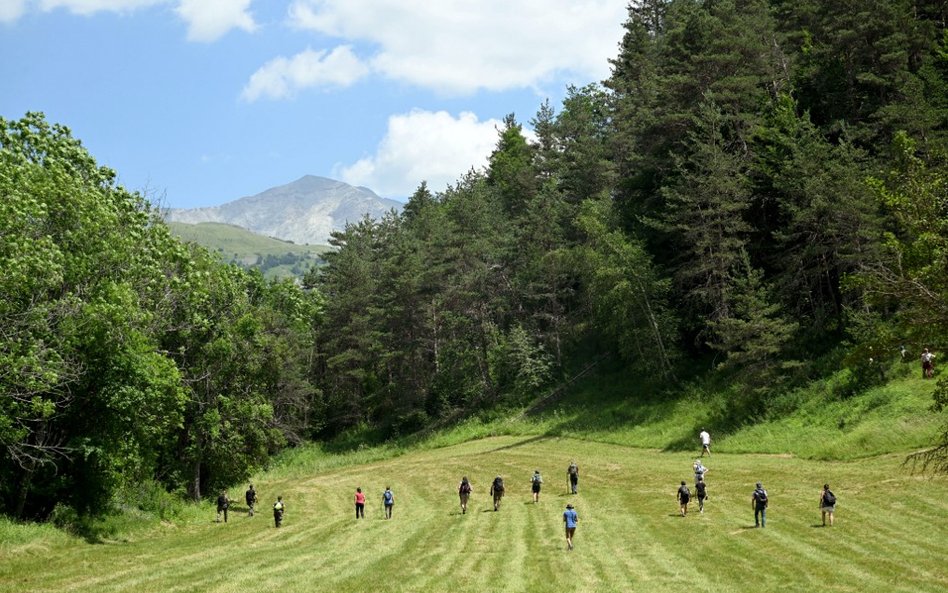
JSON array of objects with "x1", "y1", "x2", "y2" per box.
[
  {"x1": 2, "y1": 364, "x2": 946, "y2": 593},
  {"x1": 2, "y1": 435, "x2": 947, "y2": 593},
  {"x1": 166, "y1": 221, "x2": 329, "y2": 278}
]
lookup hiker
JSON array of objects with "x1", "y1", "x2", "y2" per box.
[
  {"x1": 567, "y1": 460, "x2": 579, "y2": 494},
  {"x1": 563, "y1": 503, "x2": 578, "y2": 550},
  {"x1": 752, "y1": 482, "x2": 768, "y2": 527},
  {"x1": 245, "y1": 484, "x2": 257, "y2": 517},
  {"x1": 383, "y1": 487, "x2": 395, "y2": 519},
  {"x1": 273, "y1": 496, "x2": 285, "y2": 528},
  {"x1": 922, "y1": 348, "x2": 935, "y2": 378},
  {"x1": 696, "y1": 477, "x2": 708, "y2": 513},
  {"x1": 458, "y1": 477, "x2": 472, "y2": 514},
  {"x1": 531, "y1": 470, "x2": 543, "y2": 503},
  {"x1": 677, "y1": 481, "x2": 691, "y2": 516},
  {"x1": 490, "y1": 476, "x2": 505, "y2": 511},
  {"x1": 355, "y1": 487, "x2": 365, "y2": 519},
  {"x1": 693, "y1": 459, "x2": 709, "y2": 486},
  {"x1": 699, "y1": 428, "x2": 711, "y2": 457},
  {"x1": 216, "y1": 491, "x2": 230, "y2": 523},
  {"x1": 820, "y1": 483, "x2": 836, "y2": 527}
]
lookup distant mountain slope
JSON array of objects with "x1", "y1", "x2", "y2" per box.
[
  {"x1": 166, "y1": 175, "x2": 402, "y2": 245},
  {"x1": 167, "y1": 221, "x2": 330, "y2": 280}
]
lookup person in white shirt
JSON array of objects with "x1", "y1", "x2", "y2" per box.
[{"x1": 699, "y1": 429, "x2": 711, "y2": 457}]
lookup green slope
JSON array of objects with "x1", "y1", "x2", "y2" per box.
[
  {"x1": 2, "y1": 364, "x2": 946, "y2": 593},
  {"x1": 2, "y1": 436, "x2": 946, "y2": 593},
  {"x1": 167, "y1": 221, "x2": 331, "y2": 279}
]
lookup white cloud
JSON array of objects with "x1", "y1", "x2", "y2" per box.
[
  {"x1": 335, "y1": 109, "x2": 505, "y2": 198},
  {"x1": 287, "y1": 0, "x2": 626, "y2": 94},
  {"x1": 26, "y1": 1, "x2": 255, "y2": 41},
  {"x1": 0, "y1": 0, "x2": 28, "y2": 22},
  {"x1": 241, "y1": 45, "x2": 369, "y2": 101},
  {"x1": 38, "y1": 0, "x2": 165, "y2": 15},
  {"x1": 176, "y1": 0, "x2": 255, "y2": 42}
]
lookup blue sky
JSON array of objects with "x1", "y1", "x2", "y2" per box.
[{"x1": 1, "y1": 1, "x2": 627, "y2": 208}]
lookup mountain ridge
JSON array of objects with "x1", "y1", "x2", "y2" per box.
[{"x1": 166, "y1": 175, "x2": 402, "y2": 245}]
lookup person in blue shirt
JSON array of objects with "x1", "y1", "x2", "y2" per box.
[
  {"x1": 563, "y1": 503, "x2": 578, "y2": 550},
  {"x1": 383, "y1": 487, "x2": 395, "y2": 519}
]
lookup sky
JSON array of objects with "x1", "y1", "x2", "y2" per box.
[{"x1": 0, "y1": 1, "x2": 628, "y2": 208}]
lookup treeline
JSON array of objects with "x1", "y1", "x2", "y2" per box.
[
  {"x1": 0, "y1": 114, "x2": 323, "y2": 518},
  {"x1": 3, "y1": 0, "x2": 948, "y2": 521},
  {"x1": 312, "y1": 0, "x2": 948, "y2": 432}
]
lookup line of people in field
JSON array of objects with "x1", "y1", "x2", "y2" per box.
[{"x1": 215, "y1": 430, "x2": 839, "y2": 548}]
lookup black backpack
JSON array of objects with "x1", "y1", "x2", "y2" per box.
[
  {"x1": 460, "y1": 481, "x2": 471, "y2": 494},
  {"x1": 823, "y1": 490, "x2": 836, "y2": 506},
  {"x1": 755, "y1": 488, "x2": 768, "y2": 505}
]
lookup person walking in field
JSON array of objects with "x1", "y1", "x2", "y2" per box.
[
  {"x1": 273, "y1": 496, "x2": 285, "y2": 528},
  {"x1": 922, "y1": 348, "x2": 935, "y2": 378},
  {"x1": 677, "y1": 481, "x2": 691, "y2": 516},
  {"x1": 563, "y1": 503, "x2": 578, "y2": 551},
  {"x1": 245, "y1": 484, "x2": 257, "y2": 517},
  {"x1": 216, "y1": 491, "x2": 230, "y2": 523},
  {"x1": 383, "y1": 487, "x2": 395, "y2": 519},
  {"x1": 699, "y1": 429, "x2": 711, "y2": 457},
  {"x1": 458, "y1": 477, "x2": 472, "y2": 514},
  {"x1": 567, "y1": 460, "x2": 579, "y2": 494},
  {"x1": 355, "y1": 487, "x2": 365, "y2": 519},
  {"x1": 820, "y1": 483, "x2": 836, "y2": 527},
  {"x1": 531, "y1": 470, "x2": 543, "y2": 503},
  {"x1": 752, "y1": 482, "x2": 768, "y2": 527},
  {"x1": 695, "y1": 477, "x2": 708, "y2": 513},
  {"x1": 490, "y1": 476, "x2": 505, "y2": 511},
  {"x1": 693, "y1": 459, "x2": 709, "y2": 487}
]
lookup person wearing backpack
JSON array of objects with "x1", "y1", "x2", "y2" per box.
[
  {"x1": 677, "y1": 481, "x2": 691, "y2": 516},
  {"x1": 216, "y1": 491, "x2": 230, "y2": 523},
  {"x1": 531, "y1": 470, "x2": 543, "y2": 503},
  {"x1": 820, "y1": 483, "x2": 836, "y2": 526},
  {"x1": 751, "y1": 482, "x2": 768, "y2": 527},
  {"x1": 490, "y1": 476, "x2": 505, "y2": 511},
  {"x1": 695, "y1": 477, "x2": 708, "y2": 513},
  {"x1": 693, "y1": 459, "x2": 709, "y2": 487},
  {"x1": 273, "y1": 496, "x2": 285, "y2": 528},
  {"x1": 458, "y1": 477, "x2": 472, "y2": 514},
  {"x1": 563, "y1": 503, "x2": 578, "y2": 550},
  {"x1": 567, "y1": 461, "x2": 579, "y2": 494},
  {"x1": 382, "y1": 487, "x2": 395, "y2": 519}
]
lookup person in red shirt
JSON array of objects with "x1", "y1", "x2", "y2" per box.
[{"x1": 354, "y1": 487, "x2": 366, "y2": 519}]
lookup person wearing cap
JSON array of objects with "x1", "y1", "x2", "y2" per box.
[
  {"x1": 530, "y1": 469, "x2": 543, "y2": 503},
  {"x1": 751, "y1": 482, "x2": 768, "y2": 527},
  {"x1": 563, "y1": 503, "x2": 578, "y2": 550}
]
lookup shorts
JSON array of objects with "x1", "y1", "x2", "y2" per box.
[
  {"x1": 459, "y1": 493, "x2": 470, "y2": 505},
  {"x1": 532, "y1": 483, "x2": 541, "y2": 493},
  {"x1": 821, "y1": 505, "x2": 835, "y2": 513}
]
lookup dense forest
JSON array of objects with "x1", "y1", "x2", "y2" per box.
[{"x1": 3, "y1": 0, "x2": 948, "y2": 520}]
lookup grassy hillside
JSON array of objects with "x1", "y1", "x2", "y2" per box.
[
  {"x1": 167, "y1": 221, "x2": 330, "y2": 279},
  {"x1": 2, "y1": 436, "x2": 946, "y2": 593},
  {"x1": 2, "y1": 364, "x2": 945, "y2": 593}
]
